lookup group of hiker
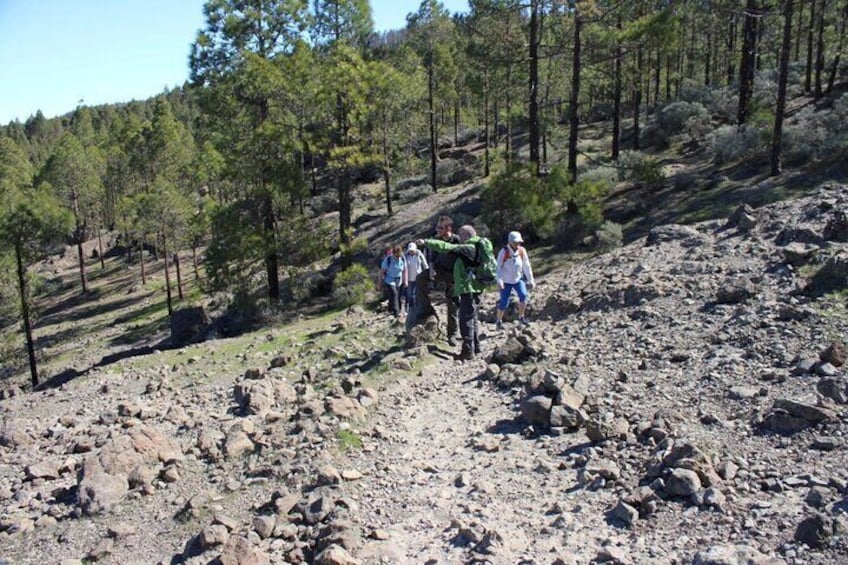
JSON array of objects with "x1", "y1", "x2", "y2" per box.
[{"x1": 378, "y1": 215, "x2": 535, "y2": 360}]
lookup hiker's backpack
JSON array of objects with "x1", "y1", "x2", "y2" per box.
[{"x1": 464, "y1": 237, "x2": 498, "y2": 286}]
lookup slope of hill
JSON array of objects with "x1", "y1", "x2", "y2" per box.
[{"x1": 2, "y1": 165, "x2": 848, "y2": 563}]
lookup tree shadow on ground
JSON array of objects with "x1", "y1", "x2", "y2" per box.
[
  {"x1": 37, "y1": 294, "x2": 153, "y2": 328},
  {"x1": 34, "y1": 340, "x2": 168, "y2": 391},
  {"x1": 33, "y1": 319, "x2": 112, "y2": 350}
]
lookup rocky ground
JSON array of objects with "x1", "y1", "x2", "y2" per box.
[{"x1": 2, "y1": 181, "x2": 848, "y2": 564}]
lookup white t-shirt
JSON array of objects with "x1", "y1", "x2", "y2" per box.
[
  {"x1": 496, "y1": 244, "x2": 534, "y2": 285},
  {"x1": 405, "y1": 250, "x2": 429, "y2": 281}
]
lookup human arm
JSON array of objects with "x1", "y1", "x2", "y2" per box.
[
  {"x1": 522, "y1": 248, "x2": 535, "y2": 288},
  {"x1": 378, "y1": 257, "x2": 388, "y2": 289},
  {"x1": 401, "y1": 258, "x2": 408, "y2": 287},
  {"x1": 495, "y1": 247, "x2": 506, "y2": 289}
]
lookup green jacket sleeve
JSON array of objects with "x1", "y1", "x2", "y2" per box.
[
  {"x1": 423, "y1": 238, "x2": 457, "y2": 254},
  {"x1": 423, "y1": 237, "x2": 485, "y2": 295}
]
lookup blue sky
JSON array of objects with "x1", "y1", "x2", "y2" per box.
[{"x1": 0, "y1": 0, "x2": 469, "y2": 124}]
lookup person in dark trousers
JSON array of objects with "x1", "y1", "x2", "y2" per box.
[
  {"x1": 426, "y1": 215, "x2": 461, "y2": 346},
  {"x1": 417, "y1": 225, "x2": 485, "y2": 360},
  {"x1": 378, "y1": 245, "x2": 407, "y2": 318}
]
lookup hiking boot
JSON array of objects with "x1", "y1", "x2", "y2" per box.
[
  {"x1": 447, "y1": 336, "x2": 459, "y2": 347},
  {"x1": 455, "y1": 350, "x2": 476, "y2": 361},
  {"x1": 495, "y1": 320, "x2": 504, "y2": 330},
  {"x1": 519, "y1": 317, "x2": 530, "y2": 326}
]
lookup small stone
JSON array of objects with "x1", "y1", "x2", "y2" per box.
[
  {"x1": 253, "y1": 515, "x2": 276, "y2": 539},
  {"x1": 199, "y1": 524, "x2": 230, "y2": 548},
  {"x1": 107, "y1": 523, "x2": 136, "y2": 538},
  {"x1": 811, "y1": 436, "x2": 841, "y2": 451},
  {"x1": 665, "y1": 469, "x2": 701, "y2": 497},
  {"x1": 804, "y1": 487, "x2": 829, "y2": 509},
  {"x1": 87, "y1": 538, "x2": 114, "y2": 561},
  {"x1": 369, "y1": 529, "x2": 390, "y2": 540},
  {"x1": 607, "y1": 500, "x2": 639, "y2": 527},
  {"x1": 341, "y1": 469, "x2": 363, "y2": 481}
]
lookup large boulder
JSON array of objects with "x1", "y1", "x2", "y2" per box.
[{"x1": 170, "y1": 306, "x2": 209, "y2": 345}]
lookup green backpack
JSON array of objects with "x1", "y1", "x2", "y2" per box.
[{"x1": 464, "y1": 237, "x2": 498, "y2": 286}]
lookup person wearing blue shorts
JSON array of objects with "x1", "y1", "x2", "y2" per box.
[{"x1": 495, "y1": 231, "x2": 535, "y2": 329}]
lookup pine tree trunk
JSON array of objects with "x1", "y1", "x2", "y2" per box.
[
  {"x1": 826, "y1": 1, "x2": 847, "y2": 92},
  {"x1": 175, "y1": 251, "x2": 183, "y2": 300},
  {"x1": 15, "y1": 243, "x2": 38, "y2": 387},
  {"x1": 97, "y1": 228, "x2": 105, "y2": 270},
  {"x1": 528, "y1": 0, "x2": 540, "y2": 175},
  {"x1": 493, "y1": 100, "x2": 499, "y2": 149},
  {"x1": 737, "y1": 0, "x2": 760, "y2": 126},
  {"x1": 814, "y1": 0, "x2": 826, "y2": 99},
  {"x1": 76, "y1": 231, "x2": 87, "y2": 294},
  {"x1": 567, "y1": 13, "x2": 582, "y2": 183},
  {"x1": 666, "y1": 54, "x2": 672, "y2": 100},
  {"x1": 612, "y1": 17, "x2": 622, "y2": 161},
  {"x1": 806, "y1": 0, "x2": 816, "y2": 91},
  {"x1": 484, "y1": 69, "x2": 490, "y2": 177},
  {"x1": 771, "y1": 0, "x2": 794, "y2": 176},
  {"x1": 795, "y1": 0, "x2": 803, "y2": 61},
  {"x1": 263, "y1": 192, "x2": 280, "y2": 300},
  {"x1": 192, "y1": 245, "x2": 200, "y2": 284},
  {"x1": 454, "y1": 99, "x2": 459, "y2": 146},
  {"x1": 140, "y1": 239, "x2": 146, "y2": 286},
  {"x1": 163, "y1": 233, "x2": 173, "y2": 316},
  {"x1": 654, "y1": 47, "x2": 661, "y2": 111},
  {"x1": 706, "y1": 22, "x2": 713, "y2": 85},
  {"x1": 338, "y1": 173, "x2": 352, "y2": 270},
  {"x1": 428, "y1": 56, "x2": 437, "y2": 193},
  {"x1": 727, "y1": 12, "x2": 737, "y2": 85},
  {"x1": 505, "y1": 64, "x2": 513, "y2": 163},
  {"x1": 633, "y1": 46, "x2": 643, "y2": 151}
]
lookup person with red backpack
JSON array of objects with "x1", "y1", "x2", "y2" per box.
[{"x1": 495, "y1": 231, "x2": 535, "y2": 329}]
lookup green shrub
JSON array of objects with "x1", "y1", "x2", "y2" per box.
[
  {"x1": 481, "y1": 162, "x2": 563, "y2": 241},
  {"x1": 333, "y1": 263, "x2": 373, "y2": 307},
  {"x1": 337, "y1": 429, "x2": 363, "y2": 451},
  {"x1": 639, "y1": 123, "x2": 670, "y2": 149},
  {"x1": 579, "y1": 165, "x2": 618, "y2": 188},
  {"x1": 657, "y1": 101, "x2": 709, "y2": 136},
  {"x1": 783, "y1": 94, "x2": 848, "y2": 164},
  {"x1": 617, "y1": 151, "x2": 665, "y2": 190},
  {"x1": 708, "y1": 124, "x2": 768, "y2": 165},
  {"x1": 553, "y1": 170, "x2": 613, "y2": 248},
  {"x1": 339, "y1": 231, "x2": 368, "y2": 264},
  {"x1": 594, "y1": 221, "x2": 623, "y2": 251},
  {"x1": 672, "y1": 171, "x2": 697, "y2": 191}
]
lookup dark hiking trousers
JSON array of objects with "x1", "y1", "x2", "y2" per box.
[
  {"x1": 445, "y1": 280, "x2": 460, "y2": 340},
  {"x1": 459, "y1": 292, "x2": 481, "y2": 357},
  {"x1": 384, "y1": 282, "x2": 402, "y2": 316},
  {"x1": 432, "y1": 275, "x2": 459, "y2": 340}
]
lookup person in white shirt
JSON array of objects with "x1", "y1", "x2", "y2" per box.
[
  {"x1": 495, "y1": 231, "x2": 535, "y2": 329},
  {"x1": 403, "y1": 242, "x2": 429, "y2": 312}
]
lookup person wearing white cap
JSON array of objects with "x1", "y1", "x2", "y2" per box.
[
  {"x1": 404, "y1": 242, "x2": 429, "y2": 313},
  {"x1": 495, "y1": 231, "x2": 535, "y2": 329}
]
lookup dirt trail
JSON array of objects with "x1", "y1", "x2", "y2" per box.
[{"x1": 342, "y1": 353, "x2": 612, "y2": 564}]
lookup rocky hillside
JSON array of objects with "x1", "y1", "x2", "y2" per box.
[{"x1": 2, "y1": 181, "x2": 848, "y2": 564}]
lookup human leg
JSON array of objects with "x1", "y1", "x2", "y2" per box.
[
  {"x1": 514, "y1": 280, "x2": 529, "y2": 323},
  {"x1": 459, "y1": 293, "x2": 479, "y2": 358},
  {"x1": 388, "y1": 283, "x2": 401, "y2": 316},
  {"x1": 496, "y1": 284, "x2": 513, "y2": 326},
  {"x1": 445, "y1": 280, "x2": 460, "y2": 343},
  {"x1": 472, "y1": 293, "x2": 481, "y2": 354}
]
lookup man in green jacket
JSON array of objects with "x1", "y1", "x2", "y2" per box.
[{"x1": 417, "y1": 225, "x2": 484, "y2": 360}]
